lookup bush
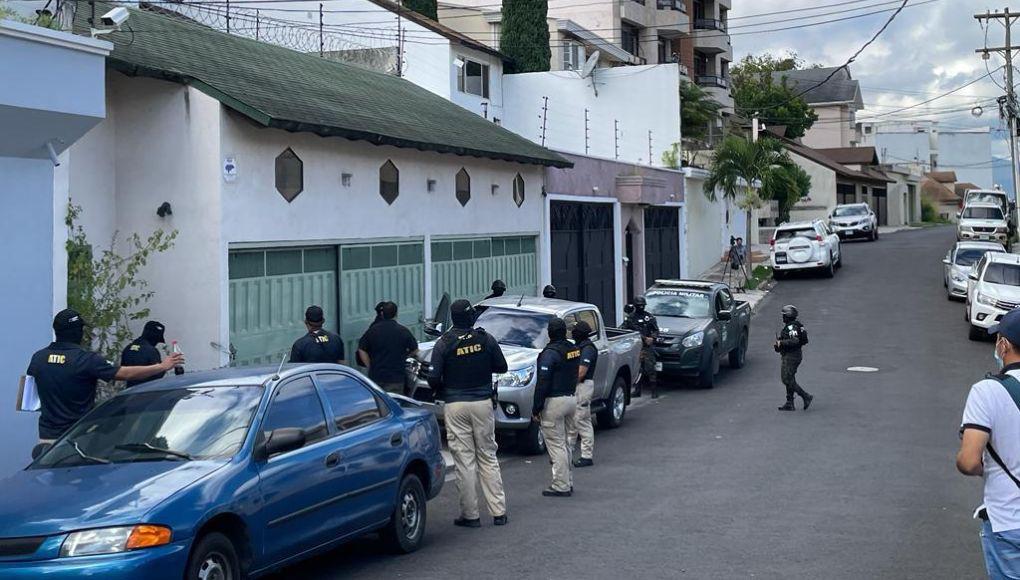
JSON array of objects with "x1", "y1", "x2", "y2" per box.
[{"x1": 921, "y1": 199, "x2": 936, "y2": 222}]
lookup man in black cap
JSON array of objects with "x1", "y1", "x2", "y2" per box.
[
  {"x1": 484, "y1": 280, "x2": 507, "y2": 300},
  {"x1": 543, "y1": 284, "x2": 557, "y2": 299},
  {"x1": 429, "y1": 299, "x2": 509, "y2": 527},
  {"x1": 567, "y1": 320, "x2": 597, "y2": 468},
  {"x1": 120, "y1": 320, "x2": 168, "y2": 387},
  {"x1": 622, "y1": 295, "x2": 660, "y2": 398},
  {"x1": 27, "y1": 309, "x2": 183, "y2": 442},
  {"x1": 534, "y1": 318, "x2": 580, "y2": 497},
  {"x1": 774, "y1": 304, "x2": 813, "y2": 411},
  {"x1": 290, "y1": 305, "x2": 345, "y2": 364},
  {"x1": 357, "y1": 301, "x2": 419, "y2": 394}
]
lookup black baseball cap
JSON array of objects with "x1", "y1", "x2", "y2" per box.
[
  {"x1": 991, "y1": 308, "x2": 1020, "y2": 344},
  {"x1": 53, "y1": 308, "x2": 87, "y2": 332},
  {"x1": 305, "y1": 305, "x2": 325, "y2": 324}
]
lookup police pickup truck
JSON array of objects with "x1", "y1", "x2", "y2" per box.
[
  {"x1": 647, "y1": 280, "x2": 752, "y2": 388},
  {"x1": 410, "y1": 296, "x2": 643, "y2": 455}
]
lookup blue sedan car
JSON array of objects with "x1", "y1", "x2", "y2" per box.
[{"x1": 0, "y1": 364, "x2": 444, "y2": 579}]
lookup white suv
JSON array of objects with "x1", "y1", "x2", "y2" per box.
[
  {"x1": 966, "y1": 252, "x2": 1020, "y2": 340},
  {"x1": 829, "y1": 203, "x2": 878, "y2": 241},
  {"x1": 770, "y1": 219, "x2": 842, "y2": 279},
  {"x1": 958, "y1": 201, "x2": 1009, "y2": 243}
]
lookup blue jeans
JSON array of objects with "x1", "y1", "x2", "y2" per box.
[{"x1": 982, "y1": 520, "x2": 1020, "y2": 579}]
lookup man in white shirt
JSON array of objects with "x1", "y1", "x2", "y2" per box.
[{"x1": 958, "y1": 308, "x2": 1020, "y2": 578}]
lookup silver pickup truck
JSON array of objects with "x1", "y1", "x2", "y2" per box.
[{"x1": 409, "y1": 296, "x2": 643, "y2": 455}]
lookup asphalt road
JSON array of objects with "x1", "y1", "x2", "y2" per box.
[{"x1": 273, "y1": 225, "x2": 990, "y2": 580}]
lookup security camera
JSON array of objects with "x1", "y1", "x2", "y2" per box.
[{"x1": 100, "y1": 7, "x2": 129, "y2": 27}]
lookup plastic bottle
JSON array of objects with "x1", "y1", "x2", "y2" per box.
[{"x1": 172, "y1": 341, "x2": 185, "y2": 375}]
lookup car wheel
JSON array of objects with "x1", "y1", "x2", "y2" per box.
[
  {"x1": 729, "y1": 330, "x2": 748, "y2": 369},
  {"x1": 969, "y1": 324, "x2": 985, "y2": 341},
  {"x1": 517, "y1": 418, "x2": 546, "y2": 455},
  {"x1": 823, "y1": 255, "x2": 835, "y2": 278},
  {"x1": 596, "y1": 374, "x2": 628, "y2": 430},
  {"x1": 185, "y1": 532, "x2": 240, "y2": 580},
  {"x1": 381, "y1": 474, "x2": 427, "y2": 554},
  {"x1": 697, "y1": 348, "x2": 718, "y2": 389}
]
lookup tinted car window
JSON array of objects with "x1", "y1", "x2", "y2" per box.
[
  {"x1": 574, "y1": 310, "x2": 601, "y2": 337},
  {"x1": 316, "y1": 374, "x2": 386, "y2": 431},
  {"x1": 833, "y1": 206, "x2": 868, "y2": 217},
  {"x1": 646, "y1": 290, "x2": 712, "y2": 318},
  {"x1": 263, "y1": 377, "x2": 328, "y2": 448},
  {"x1": 775, "y1": 228, "x2": 816, "y2": 241},
  {"x1": 984, "y1": 263, "x2": 1020, "y2": 286},
  {"x1": 719, "y1": 289, "x2": 734, "y2": 311},
  {"x1": 957, "y1": 248, "x2": 1003, "y2": 266},
  {"x1": 963, "y1": 207, "x2": 1004, "y2": 220},
  {"x1": 474, "y1": 308, "x2": 553, "y2": 349}
]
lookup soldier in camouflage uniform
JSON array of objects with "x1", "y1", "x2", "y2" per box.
[
  {"x1": 774, "y1": 305, "x2": 814, "y2": 412},
  {"x1": 622, "y1": 295, "x2": 660, "y2": 399}
]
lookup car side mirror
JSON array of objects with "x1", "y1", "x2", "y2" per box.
[
  {"x1": 256, "y1": 427, "x2": 305, "y2": 461},
  {"x1": 969, "y1": 272, "x2": 979, "y2": 281},
  {"x1": 942, "y1": 258, "x2": 951, "y2": 265},
  {"x1": 31, "y1": 442, "x2": 51, "y2": 460},
  {"x1": 717, "y1": 309, "x2": 732, "y2": 321},
  {"x1": 423, "y1": 320, "x2": 443, "y2": 338},
  {"x1": 956, "y1": 212, "x2": 962, "y2": 219}
]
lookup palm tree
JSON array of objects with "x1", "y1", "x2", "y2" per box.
[{"x1": 703, "y1": 136, "x2": 798, "y2": 273}]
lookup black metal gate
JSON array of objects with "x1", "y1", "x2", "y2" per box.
[
  {"x1": 551, "y1": 201, "x2": 617, "y2": 325},
  {"x1": 871, "y1": 188, "x2": 888, "y2": 226},
  {"x1": 644, "y1": 207, "x2": 681, "y2": 287}
]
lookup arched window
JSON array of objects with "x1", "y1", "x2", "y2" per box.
[
  {"x1": 275, "y1": 148, "x2": 303, "y2": 202},
  {"x1": 455, "y1": 168, "x2": 471, "y2": 206},
  {"x1": 380, "y1": 160, "x2": 399, "y2": 205},
  {"x1": 513, "y1": 173, "x2": 525, "y2": 207}
]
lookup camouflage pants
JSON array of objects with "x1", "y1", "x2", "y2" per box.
[
  {"x1": 640, "y1": 347, "x2": 658, "y2": 384},
  {"x1": 781, "y1": 352, "x2": 808, "y2": 401}
]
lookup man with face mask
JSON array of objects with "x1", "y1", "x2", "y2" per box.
[
  {"x1": 27, "y1": 309, "x2": 183, "y2": 442},
  {"x1": 622, "y1": 295, "x2": 660, "y2": 398},
  {"x1": 774, "y1": 305, "x2": 813, "y2": 411},
  {"x1": 958, "y1": 308, "x2": 1020, "y2": 578},
  {"x1": 543, "y1": 285, "x2": 558, "y2": 299},
  {"x1": 568, "y1": 320, "x2": 597, "y2": 468},
  {"x1": 485, "y1": 280, "x2": 507, "y2": 300},
  {"x1": 120, "y1": 321, "x2": 168, "y2": 388},
  {"x1": 533, "y1": 318, "x2": 580, "y2": 497}
]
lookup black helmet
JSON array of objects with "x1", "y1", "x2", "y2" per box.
[
  {"x1": 781, "y1": 304, "x2": 798, "y2": 322},
  {"x1": 633, "y1": 295, "x2": 647, "y2": 308},
  {"x1": 491, "y1": 279, "x2": 507, "y2": 292},
  {"x1": 543, "y1": 284, "x2": 557, "y2": 298}
]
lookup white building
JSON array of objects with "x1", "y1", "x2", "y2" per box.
[{"x1": 66, "y1": 5, "x2": 566, "y2": 371}]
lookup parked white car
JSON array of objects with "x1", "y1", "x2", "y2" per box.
[
  {"x1": 963, "y1": 188, "x2": 1015, "y2": 235},
  {"x1": 770, "y1": 219, "x2": 842, "y2": 279},
  {"x1": 966, "y1": 252, "x2": 1020, "y2": 340},
  {"x1": 942, "y1": 241, "x2": 1006, "y2": 301},
  {"x1": 829, "y1": 203, "x2": 878, "y2": 241},
  {"x1": 958, "y1": 201, "x2": 1009, "y2": 243}
]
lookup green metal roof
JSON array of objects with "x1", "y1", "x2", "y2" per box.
[{"x1": 77, "y1": 4, "x2": 570, "y2": 168}]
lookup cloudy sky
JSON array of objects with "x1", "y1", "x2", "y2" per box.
[{"x1": 729, "y1": 0, "x2": 1012, "y2": 186}]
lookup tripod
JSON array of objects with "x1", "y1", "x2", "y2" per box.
[{"x1": 720, "y1": 244, "x2": 751, "y2": 292}]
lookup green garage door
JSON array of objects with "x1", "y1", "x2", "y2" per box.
[
  {"x1": 229, "y1": 247, "x2": 338, "y2": 367},
  {"x1": 431, "y1": 235, "x2": 538, "y2": 308},
  {"x1": 340, "y1": 242, "x2": 425, "y2": 359}
]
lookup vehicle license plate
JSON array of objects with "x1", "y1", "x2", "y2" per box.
[
  {"x1": 775, "y1": 256, "x2": 787, "y2": 264},
  {"x1": 654, "y1": 362, "x2": 663, "y2": 372}
]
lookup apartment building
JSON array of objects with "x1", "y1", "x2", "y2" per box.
[{"x1": 675, "y1": 0, "x2": 733, "y2": 113}]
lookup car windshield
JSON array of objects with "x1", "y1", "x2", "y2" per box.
[
  {"x1": 963, "y1": 207, "x2": 1004, "y2": 220},
  {"x1": 833, "y1": 206, "x2": 867, "y2": 217},
  {"x1": 473, "y1": 308, "x2": 553, "y2": 349},
  {"x1": 775, "y1": 228, "x2": 817, "y2": 241},
  {"x1": 957, "y1": 248, "x2": 1003, "y2": 266},
  {"x1": 645, "y1": 290, "x2": 712, "y2": 318},
  {"x1": 984, "y1": 263, "x2": 1020, "y2": 286},
  {"x1": 969, "y1": 193, "x2": 1006, "y2": 208},
  {"x1": 33, "y1": 386, "x2": 264, "y2": 468}
]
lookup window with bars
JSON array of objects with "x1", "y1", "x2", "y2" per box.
[{"x1": 562, "y1": 41, "x2": 585, "y2": 71}]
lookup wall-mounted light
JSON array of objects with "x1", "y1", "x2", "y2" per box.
[
  {"x1": 341, "y1": 172, "x2": 352, "y2": 187},
  {"x1": 427, "y1": 179, "x2": 437, "y2": 193},
  {"x1": 454, "y1": 58, "x2": 465, "y2": 68},
  {"x1": 45, "y1": 139, "x2": 63, "y2": 167},
  {"x1": 491, "y1": 183, "x2": 499, "y2": 196},
  {"x1": 156, "y1": 202, "x2": 173, "y2": 218}
]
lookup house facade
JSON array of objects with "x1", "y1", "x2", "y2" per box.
[
  {"x1": 66, "y1": 5, "x2": 566, "y2": 372},
  {"x1": 777, "y1": 67, "x2": 864, "y2": 150},
  {"x1": 0, "y1": 19, "x2": 111, "y2": 475}
]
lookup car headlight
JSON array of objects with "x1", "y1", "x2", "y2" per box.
[
  {"x1": 60, "y1": 525, "x2": 172, "y2": 557},
  {"x1": 977, "y1": 292, "x2": 997, "y2": 307},
  {"x1": 496, "y1": 367, "x2": 535, "y2": 389},
  {"x1": 681, "y1": 331, "x2": 704, "y2": 348}
]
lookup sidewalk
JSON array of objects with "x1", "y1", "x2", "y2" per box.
[{"x1": 696, "y1": 249, "x2": 774, "y2": 315}]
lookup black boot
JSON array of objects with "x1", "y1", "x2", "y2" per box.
[
  {"x1": 778, "y1": 400, "x2": 796, "y2": 411},
  {"x1": 802, "y1": 393, "x2": 814, "y2": 410},
  {"x1": 633, "y1": 383, "x2": 643, "y2": 398},
  {"x1": 651, "y1": 382, "x2": 659, "y2": 399}
]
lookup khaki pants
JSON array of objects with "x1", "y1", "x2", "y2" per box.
[
  {"x1": 445, "y1": 400, "x2": 507, "y2": 519},
  {"x1": 540, "y1": 395, "x2": 576, "y2": 492},
  {"x1": 566, "y1": 380, "x2": 595, "y2": 460}
]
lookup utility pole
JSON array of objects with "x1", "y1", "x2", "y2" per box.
[
  {"x1": 540, "y1": 96, "x2": 549, "y2": 146},
  {"x1": 752, "y1": 114, "x2": 762, "y2": 143},
  {"x1": 977, "y1": 9, "x2": 1020, "y2": 211}
]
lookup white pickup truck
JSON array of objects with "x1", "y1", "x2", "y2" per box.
[{"x1": 409, "y1": 296, "x2": 643, "y2": 454}]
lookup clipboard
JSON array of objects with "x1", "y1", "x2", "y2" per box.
[{"x1": 17, "y1": 375, "x2": 40, "y2": 412}]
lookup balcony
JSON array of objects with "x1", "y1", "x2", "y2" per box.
[
  {"x1": 694, "y1": 18, "x2": 726, "y2": 31},
  {"x1": 696, "y1": 75, "x2": 729, "y2": 89},
  {"x1": 657, "y1": 0, "x2": 686, "y2": 11}
]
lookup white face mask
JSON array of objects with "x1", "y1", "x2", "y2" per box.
[{"x1": 995, "y1": 338, "x2": 1006, "y2": 369}]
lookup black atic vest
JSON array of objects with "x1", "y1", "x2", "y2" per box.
[
  {"x1": 545, "y1": 340, "x2": 582, "y2": 397},
  {"x1": 440, "y1": 328, "x2": 496, "y2": 397}
]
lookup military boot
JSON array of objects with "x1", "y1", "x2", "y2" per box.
[
  {"x1": 651, "y1": 381, "x2": 659, "y2": 399},
  {"x1": 778, "y1": 400, "x2": 796, "y2": 411}
]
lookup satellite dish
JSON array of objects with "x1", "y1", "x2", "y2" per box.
[{"x1": 581, "y1": 51, "x2": 600, "y2": 78}]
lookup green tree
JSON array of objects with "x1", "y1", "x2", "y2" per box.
[
  {"x1": 765, "y1": 163, "x2": 812, "y2": 225},
  {"x1": 662, "y1": 82, "x2": 725, "y2": 169},
  {"x1": 501, "y1": 0, "x2": 550, "y2": 74},
  {"x1": 730, "y1": 52, "x2": 818, "y2": 139},
  {"x1": 65, "y1": 201, "x2": 178, "y2": 362},
  {"x1": 402, "y1": 0, "x2": 437, "y2": 20},
  {"x1": 704, "y1": 136, "x2": 798, "y2": 272}
]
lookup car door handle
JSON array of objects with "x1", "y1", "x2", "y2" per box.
[
  {"x1": 390, "y1": 433, "x2": 403, "y2": 447},
  {"x1": 325, "y1": 451, "x2": 342, "y2": 468}
]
